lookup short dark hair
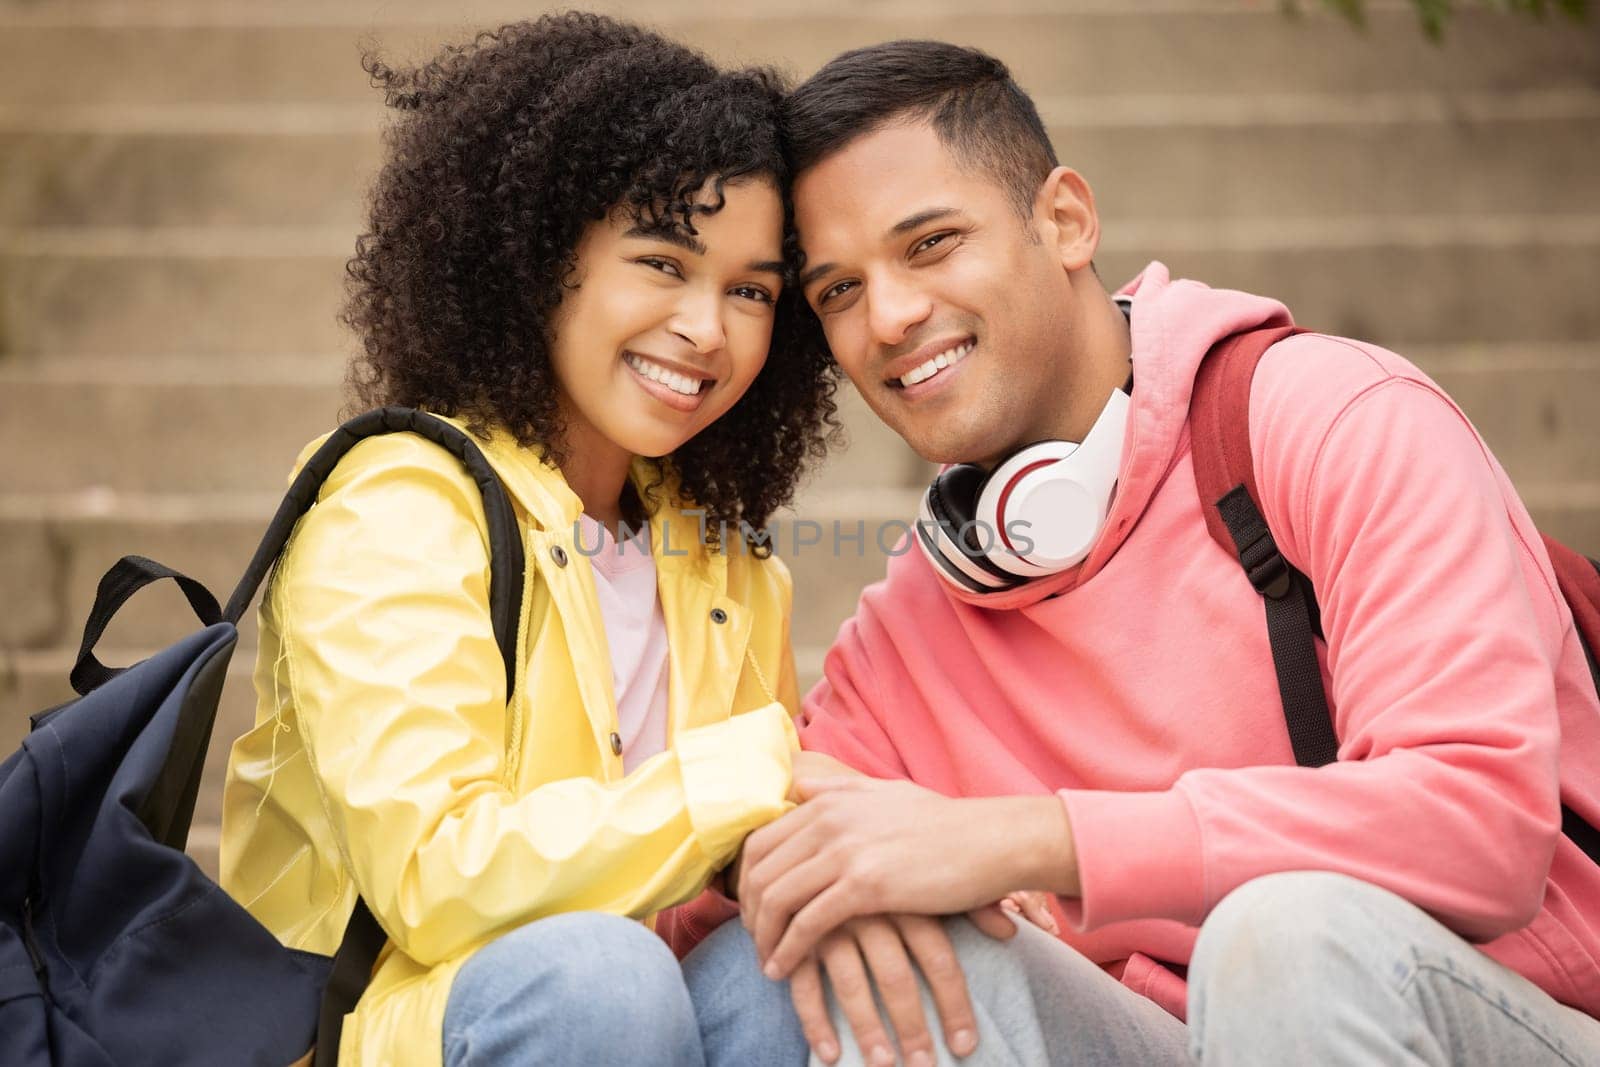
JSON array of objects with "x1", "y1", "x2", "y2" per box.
[{"x1": 783, "y1": 40, "x2": 1058, "y2": 217}]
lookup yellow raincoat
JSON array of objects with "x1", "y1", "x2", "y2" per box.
[{"x1": 218, "y1": 419, "x2": 799, "y2": 1066}]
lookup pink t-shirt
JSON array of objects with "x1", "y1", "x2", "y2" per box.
[{"x1": 578, "y1": 514, "x2": 670, "y2": 772}]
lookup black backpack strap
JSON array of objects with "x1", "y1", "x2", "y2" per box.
[
  {"x1": 1213, "y1": 487, "x2": 1340, "y2": 768},
  {"x1": 1191, "y1": 325, "x2": 1338, "y2": 768},
  {"x1": 218, "y1": 408, "x2": 526, "y2": 1067},
  {"x1": 223, "y1": 407, "x2": 525, "y2": 699},
  {"x1": 314, "y1": 900, "x2": 387, "y2": 1067}
]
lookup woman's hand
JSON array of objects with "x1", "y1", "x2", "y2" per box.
[{"x1": 999, "y1": 891, "x2": 1060, "y2": 936}]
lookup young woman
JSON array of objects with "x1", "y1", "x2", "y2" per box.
[{"x1": 216, "y1": 15, "x2": 836, "y2": 1066}]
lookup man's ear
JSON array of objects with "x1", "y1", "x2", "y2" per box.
[{"x1": 1033, "y1": 167, "x2": 1100, "y2": 273}]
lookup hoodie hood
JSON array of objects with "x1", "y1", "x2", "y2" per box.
[{"x1": 941, "y1": 261, "x2": 1293, "y2": 610}]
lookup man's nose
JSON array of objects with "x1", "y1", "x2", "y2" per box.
[{"x1": 866, "y1": 272, "x2": 933, "y2": 348}]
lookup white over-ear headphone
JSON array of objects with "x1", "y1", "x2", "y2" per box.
[{"x1": 915, "y1": 296, "x2": 1133, "y2": 595}]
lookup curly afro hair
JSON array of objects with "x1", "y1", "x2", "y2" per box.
[{"x1": 342, "y1": 12, "x2": 839, "y2": 544}]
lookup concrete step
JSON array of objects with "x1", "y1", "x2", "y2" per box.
[
  {"x1": 0, "y1": 495, "x2": 275, "y2": 654},
  {"x1": 1, "y1": 6, "x2": 1595, "y2": 109},
  {"x1": 0, "y1": 230, "x2": 349, "y2": 356},
  {"x1": 0, "y1": 378, "x2": 346, "y2": 494},
  {"x1": 0, "y1": 118, "x2": 385, "y2": 229},
  {"x1": 8, "y1": 99, "x2": 1600, "y2": 227},
  {"x1": 0, "y1": 369, "x2": 920, "y2": 494},
  {"x1": 0, "y1": 0, "x2": 1263, "y2": 14},
  {"x1": 5, "y1": 219, "x2": 1600, "y2": 355},
  {"x1": 1095, "y1": 221, "x2": 1600, "y2": 347}
]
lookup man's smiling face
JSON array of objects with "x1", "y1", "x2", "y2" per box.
[{"x1": 793, "y1": 120, "x2": 1085, "y2": 468}]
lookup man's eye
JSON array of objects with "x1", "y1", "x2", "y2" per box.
[
  {"x1": 818, "y1": 280, "x2": 857, "y2": 306},
  {"x1": 639, "y1": 257, "x2": 682, "y2": 277},
  {"x1": 913, "y1": 232, "x2": 954, "y2": 255}
]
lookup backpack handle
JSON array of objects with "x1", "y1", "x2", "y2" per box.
[{"x1": 69, "y1": 555, "x2": 224, "y2": 696}]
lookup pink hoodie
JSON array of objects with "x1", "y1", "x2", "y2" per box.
[{"x1": 798, "y1": 262, "x2": 1600, "y2": 1021}]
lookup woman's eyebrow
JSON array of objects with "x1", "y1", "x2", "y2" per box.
[
  {"x1": 625, "y1": 224, "x2": 707, "y2": 255},
  {"x1": 625, "y1": 225, "x2": 781, "y2": 277}
]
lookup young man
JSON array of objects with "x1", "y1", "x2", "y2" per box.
[{"x1": 733, "y1": 39, "x2": 1600, "y2": 1065}]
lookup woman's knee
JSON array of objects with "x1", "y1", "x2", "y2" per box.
[
  {"x1": 472, "y1": 911, "x2": 681, "y2": 1000},
  {"x1": 445, "y1": 911, "x2": 700, "y2": 1064},
  {"x1": 682, "y1": 918, "x2": 808, "y2": 1061}
]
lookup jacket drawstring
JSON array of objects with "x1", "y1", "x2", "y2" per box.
[
  {"x1": 743, "y1": 644, "x2": 777, "y2": 706},
  {"x1": 255, "y1": 640, "x2": 295, "y2": 818}
]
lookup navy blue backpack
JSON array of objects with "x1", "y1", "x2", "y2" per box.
[{"x1": 0, "y1": 409, "x2": 525, "y2": 1066}]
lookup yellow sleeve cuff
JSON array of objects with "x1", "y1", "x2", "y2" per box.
[{"x1": 676, "y1": 702, "x2": 797, "y2": 865}]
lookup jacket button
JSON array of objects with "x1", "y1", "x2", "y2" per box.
[
  {"x1": 551, "y1": 546, "x2": 568, "y2": 567},
  {"x1": 710, "y1": 607, "x2": 728, "y2": 625},
  {"x1": 609, "y1": 731, "x2": 622, "y2": 756}
]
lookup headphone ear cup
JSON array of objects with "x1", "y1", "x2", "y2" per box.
[
  {"x1": 920, "y1": 465, "x2": 1019, "y2": 589},
  {"x1": 974, "y1": 441, "x2": 1080, "y2": 578},
  {"x1": 926, "y1": 464, "x2": 984, "y2": 532}
]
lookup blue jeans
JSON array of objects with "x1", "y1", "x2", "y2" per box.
[{"x1": 442, "y1": 910, "x2": 807, "y2": 1066}]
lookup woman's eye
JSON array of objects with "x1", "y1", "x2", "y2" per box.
[
  {"x1": 639, "y1": 257, "x2": 682, "y2": 277},
  {"x1": 730, "y1": 285, "x2": 774, "y2": 305}
]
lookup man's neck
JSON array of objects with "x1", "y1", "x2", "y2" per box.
[{"x1": 1045, "y1": 293, "x2": 1134, "y2": 446}]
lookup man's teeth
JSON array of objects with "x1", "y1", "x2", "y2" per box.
[
  {"x1": 899, "y1": 341, "x2": 973, "y2": 387},
  {"x1": 626, "y1": 353, "x2": 707, "y2": 396}
]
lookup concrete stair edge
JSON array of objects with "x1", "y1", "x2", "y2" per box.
[
  {"x1": 3, "y1": 10, "x2": 1596, "y2": 110},
  {"x1": 7, "y1": 87, "x2": 1600, "y2": 133}
]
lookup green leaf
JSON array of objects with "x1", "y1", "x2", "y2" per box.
[{"x1": 1313, "y1": 0, "x2": 1591, "y2": 35}]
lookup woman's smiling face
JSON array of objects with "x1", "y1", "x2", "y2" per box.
[{"x1": 548, "y1": 177, "x2": 786, "y2": 464}]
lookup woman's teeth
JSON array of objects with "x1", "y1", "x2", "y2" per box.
[
  {"x1": 626, "y1": 353, "x2": 707, "y2": 396},
  {"x1": 899, "y1": 341, "x2": 973, "y2": 387}
]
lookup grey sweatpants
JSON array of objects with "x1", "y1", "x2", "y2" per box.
[{"x1": 818, "y1": 872, "x2": 1600, "y2": 1065}]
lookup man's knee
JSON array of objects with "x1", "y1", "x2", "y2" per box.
[
  {"x1": 1197, "y1": 871, "x2": 1396, "y2": 960},
  {"x1": 1190, "y1": 871, "x2": 1409, "y2": 1011}
]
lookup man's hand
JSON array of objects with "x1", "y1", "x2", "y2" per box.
[
  {"x1": 724, "y1": 750, "x2": 861, "y2": 896},
  {"x1": 792, "y1": 900, "x2": 1057, "y2": 1064},
  {"x1": 740, "y1": 776, "x2": 1078, "y2": 977},
  {"x1": 791, "y1": 914, "x2": 979, "y2": 1066},
  {"x1": 789, "y1": 749, "x2": 859, "y2": 801}
]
